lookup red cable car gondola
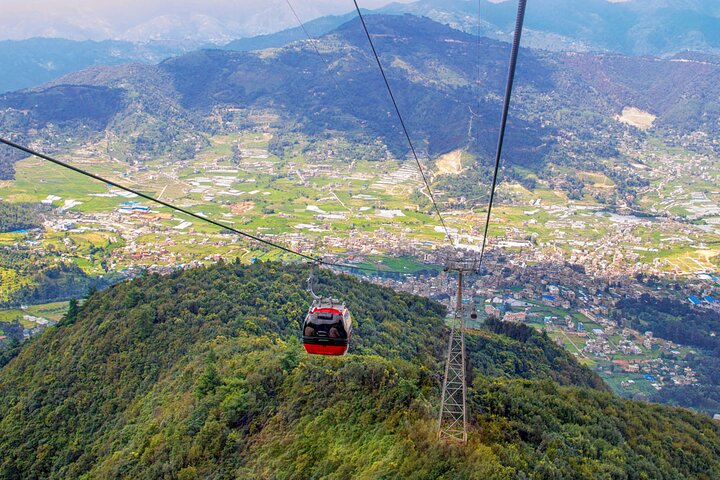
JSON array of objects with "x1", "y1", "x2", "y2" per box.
[{"x1": 302, "y1": 298, "x2": 352, "y2": 355}]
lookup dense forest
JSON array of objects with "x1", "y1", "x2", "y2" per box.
[
  {"x1": 0, "y1": 261, "x2": 718, "y2": 479},
  {"x1": 470, "y1": 318, "x2": 609, "y2": 391},
  {"x1": 0, "y1": 237, "x2": 125, "y2": 308},
  {"x1": 0, "y1": 259, "x2": 115, "y2": 308},
  {"x1": 0, "y1": 140, "x2": 27, "y2": 180},
  {"x1": 650, "y1": 353, "x2": 720, "y2": 415},
  {"x1": 0, "y1": 201, "x2": 44, "y2": 233},
  {"x1": 0, "y1": 156, "x2": 15, "y2": 180}
]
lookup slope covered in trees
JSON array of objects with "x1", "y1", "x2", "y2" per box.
[
  {"x1": 0, "y1": 201, "x2": 44, "y2": 233},
  {"x1": 3, "y1": 15, "x2": 720, "y2": 179},
  {"x1": 470, "y1": 317, "x2": 609, "y2": 391},
  {"x1": 613, "y1": 294, "x2": 720, "y2": 414},
  {"x1": 0, "y1": 253, "x2": 117, "y2": 308},
  {"x1": 0, "y1": 261, "x2": 718, "y2": 479}
]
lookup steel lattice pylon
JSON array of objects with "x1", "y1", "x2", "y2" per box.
[{"x1": 438, "y1": 269, "x2": 468, "y2": 443}]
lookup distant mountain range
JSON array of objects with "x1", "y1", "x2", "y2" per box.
[
  {"x1": 0, "y1": 13, "x2": 718, "y2": 197},
  {"x1": 227, "y1": 0, "x2": 720, "y2": 57},
  {"x1": 383, "y1": 0, "x2": 720, "y2": 55},
  {"x1": 1, "y1": 0, "x2": 719, "y2": 93},
  {"x1": 0, "y1": 38, "x2": 200, "y2": 94},
  {"x1": 0, "y1": 10, "x2": 364, "y2": 95},
  {"x1": 1, "y1": 14, "x2": 718, "y2": 174}
]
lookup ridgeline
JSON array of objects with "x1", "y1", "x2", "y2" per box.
[{"x1": 0, "y1": 261, "x2": 718, "y2": 479}]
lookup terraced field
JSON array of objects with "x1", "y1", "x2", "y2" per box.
[{"x1": 0, "y1": 131, "x2": 718, "y2": 282}]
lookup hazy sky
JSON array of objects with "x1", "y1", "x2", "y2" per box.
[{"x1": 0, "y1": 0, "x2": 415, "y2": 41}]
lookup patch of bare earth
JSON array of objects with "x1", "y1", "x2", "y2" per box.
[
  {"x1": 616, "y1": 107, "x2": 656, "y2": 130},
  {"x1": 435, "y1": 149, "x2": 463, "y2": 175}
]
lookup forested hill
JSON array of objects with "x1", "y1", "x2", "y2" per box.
[
  {"x1": 0, "y1": 201, "x2": 44, "y2": 233},
  {"x1": 1, "y1": 261, "x2": 719, "y2": 479}
]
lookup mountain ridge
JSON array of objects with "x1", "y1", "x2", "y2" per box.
[
  {"x1": 0, "y1": 261, "x2": 718, "y2": 478},
  {"x1": 3, "y1": 1, "x2": 720, "y2": 94},
  {"x1": 0, "y1": 38, "x2": 200, "y2": 94},
  {"x1": 381, "y1": 0, "x2": 720, "y2": 55},
  {"x1": 1, "y1": 14, "x2": 719, "y2": 193}
]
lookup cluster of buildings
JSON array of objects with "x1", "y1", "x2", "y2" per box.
[{"x1": 4, "y1": 132, "x2": 720, "y2": 407}]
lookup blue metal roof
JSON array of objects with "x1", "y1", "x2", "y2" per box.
[{"x1": 688, "y1": 295, "x2": 702, "y2": 305}]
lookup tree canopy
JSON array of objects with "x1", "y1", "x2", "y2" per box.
[{"x1": 0, "y1": 261, "x2": 718, "y2": 479}]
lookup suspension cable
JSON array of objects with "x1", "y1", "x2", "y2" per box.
[
  {"x1": 477, "y1": 0, "x2": 527, "y2": 267},
  {"x1": 285, "y1": 0, "x2": 357, "y2": 112},
  {"x1": 0, "y1": 137, "x2": 414, "y2": 274},
  {"x1": 0, "y1": 5, "x2": 525, "y2": 275},
  {"x1": 351, "y1": 1, "x2": 456, "y2": 249}
]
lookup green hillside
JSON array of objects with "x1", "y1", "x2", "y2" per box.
[{"x1": 0, "y1": 262, "x2": 718, "y2": 479}]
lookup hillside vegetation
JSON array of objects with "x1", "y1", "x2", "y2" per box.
[
  {"x1": 2, "y1": 0, "x2": 719, "y2": 95},
  {"x1": 2, "y1": 15, "x2": 719, "y2": 181},
  {"x1": 0, "y1": 261, "x2": 719, "y2": 479},
  {"x1": 614, "y1": 294, "x2": 720, "y2": 414},
  {"x1": 0, "y1": 241, "x2": 119, "y2": 308},
  {"x1": 0, "y1": 201, "x2": 44, "y2": 233}
]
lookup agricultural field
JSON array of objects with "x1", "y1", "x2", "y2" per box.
[
  {"x1": 518, "y1": 303, "x2": 704, "y2": 402},
  {"x1": 0, "y1": 301, "x2": 68, "y2": 329},
  {"x1": 633, "y1": 139, "x2": 720, "y2": 220},
  {"x1": 0, "y1": 130, "x2": 718, "y2": 310}
]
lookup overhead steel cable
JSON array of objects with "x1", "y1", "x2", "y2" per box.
[
  {"x1": 477, "y1": 0, "x2": 527, "y2": 267},
  {"x1": 351, "y1": 0, "x2": 456, "y2": 249},
  {"x1": 286, "y1": 0, "x2": 446, "y2": 279},
  {"x1": 0, "y1": 137, "x2": 316, "y2": 260},
  {"x1": 0, "y1": 137, "x2": 413, "y2": 274},
  {"x1": 285, "y1": 0, "x2": 356, "y2": 112}
]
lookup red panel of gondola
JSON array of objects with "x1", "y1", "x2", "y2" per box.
[{"x1": 303, "y1": 343, "x2": 348, "y2": 355}]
